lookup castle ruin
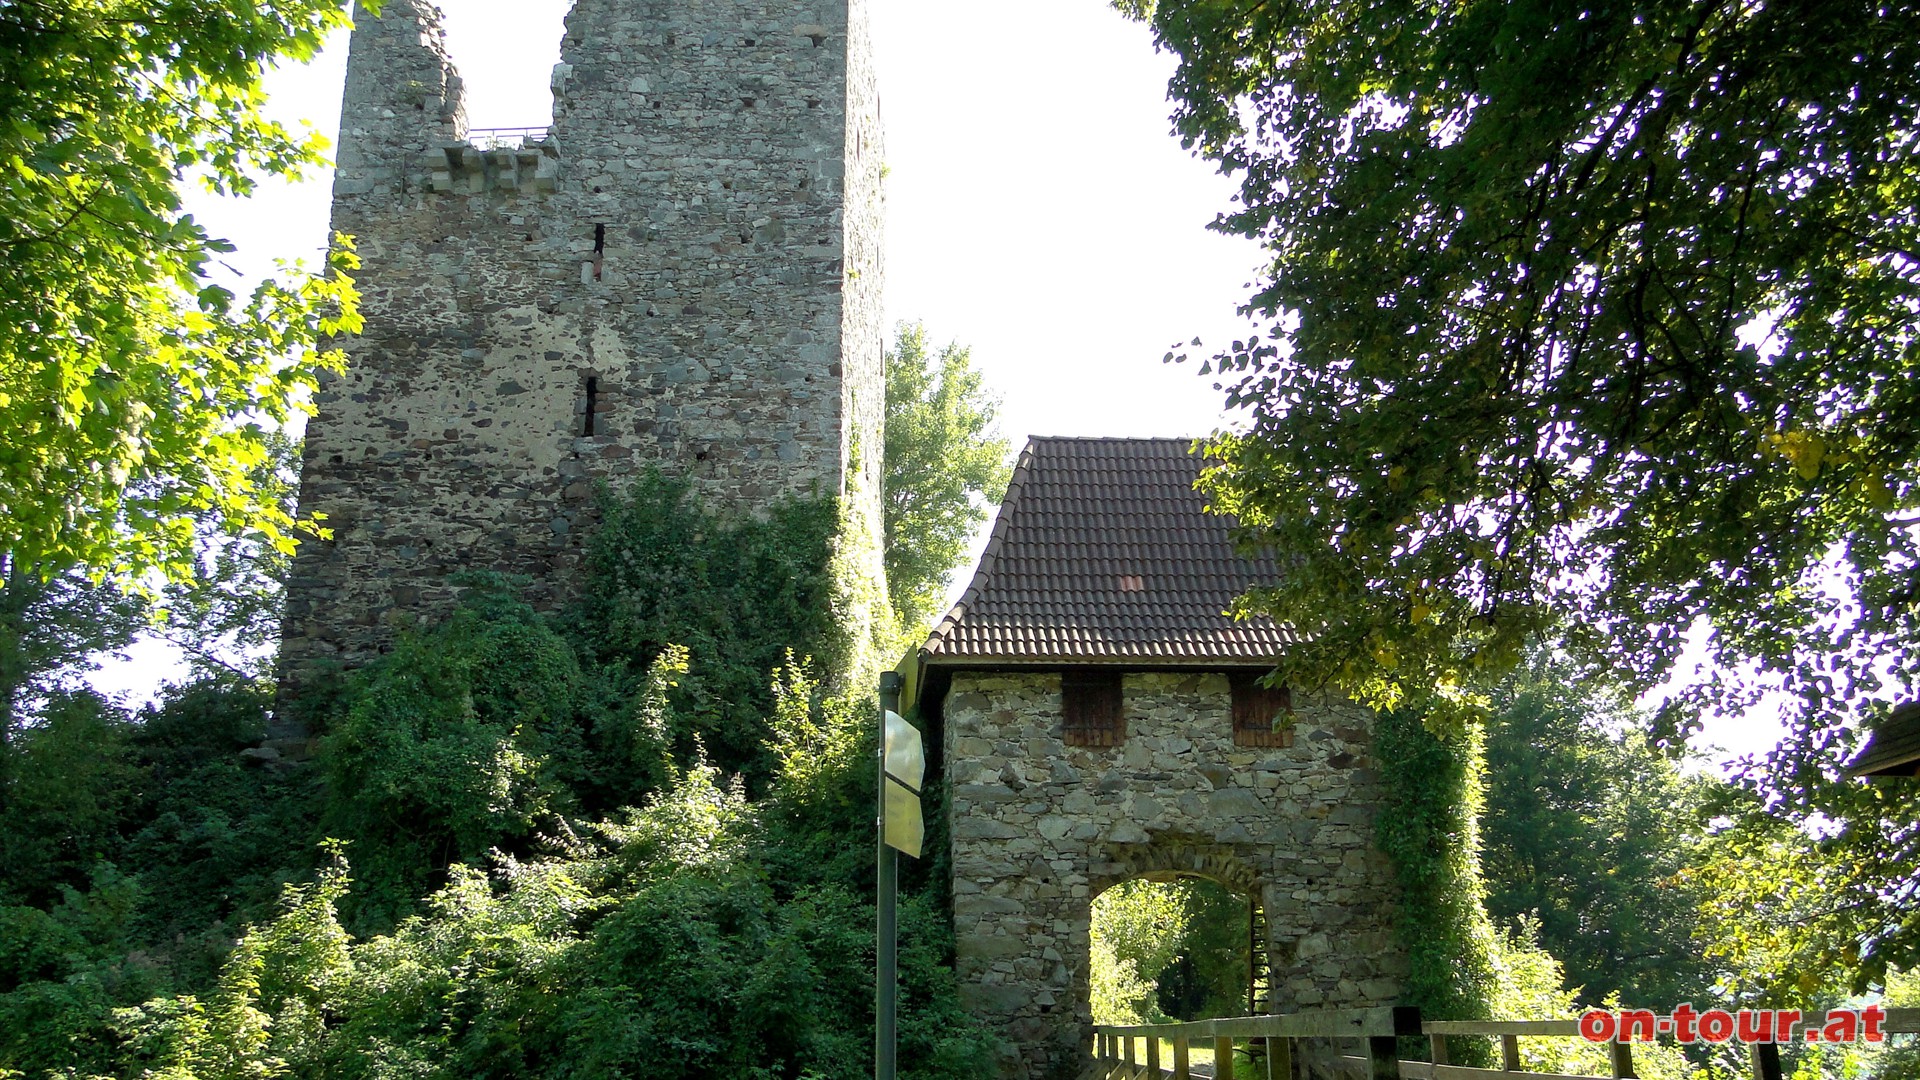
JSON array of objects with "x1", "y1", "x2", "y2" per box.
[{"x1": 281, "y1": 0, "x2": 886, "y2": 680}]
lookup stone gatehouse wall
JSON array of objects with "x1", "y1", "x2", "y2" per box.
[
  {"x1": 281, "y1": 0, "x2": 886, "y2": 682},
  {"x1": 943, "y1": 671, "x2": 1407, "y2": 1080}
]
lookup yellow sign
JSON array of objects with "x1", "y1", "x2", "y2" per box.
[
  {"x1": 884, "y1": 710, "x2": 924, "y2": 793},
  {"x1": 883, "y1": 776, "x2": 924, "y2": 858},
  {"x1": 882, "y1": 710, "x2": 925, "y2": 857}
]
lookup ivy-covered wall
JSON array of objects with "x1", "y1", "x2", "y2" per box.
[{"x1": 1373, "y1": 711, "x2": 1501, "y2": 1062}]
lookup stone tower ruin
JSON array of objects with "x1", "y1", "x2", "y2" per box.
[{"x1": 281, "y1": 0, "x2": 886, "y2": 680}]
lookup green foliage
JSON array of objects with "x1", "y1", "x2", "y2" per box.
[
  {"x1": 1090, "y1": 880, "x2": 1191, "y2": 1025},
  {"x1": 1373, "y1": 710, "x2": 1499, "y2": 1053},
  {"x1": 1126, "y1": 0, "x2": 1920, "y2": 986},
  {"x1": 0, "y1": 0, "x2": 364, "y2": 585},
  {"x1": 0, "y1": 559, "x2": 145, "y2": 741},
  {"x1": 1478, "y1": 920, "x2": 1701, "y2": 1080},
  {"x1": 1481, "y1": 657, "x2": 1721, "y2": 1008},
  {"x1": 317, "y1": 579, "x2": 593, "y2": 928},
  {"x1": 0, "y1": 473, "x2": 996, "y2": 1080},
  {"x1": 1153, "y1": 879, "x2": 1248, "y2": 1023},
  {"x1": 882, "y1": 323, "x2": 1011, "y2": 636},
  {"x1": 0, "y1": 691, "x2": 140, "y2": 906},
  {"x1": 1088, "y1": 877, "x2": 1253, "y2": 1027},
  {"x1": 6, "y1": 709, "x2": 990, "y2": 1080},
  {"x1": 578, "y1": 471, "x2": 842, "y2": 783}
]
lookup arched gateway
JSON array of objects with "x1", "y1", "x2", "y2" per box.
[{"x1": 915, "y1": 437, "x2": 1408, "y2": 1080}]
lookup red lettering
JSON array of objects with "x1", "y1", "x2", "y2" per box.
[
  {"x1": 1579, "y1": 1010, "x2": 1617, "y2": 1043},
  {"x1": 1699, "y1": 1010, "x2": 1735, "y2": 1044},
  {"x1": 1736, "y1": 1008, "x2": 1773, "y2": 1043},
  {"x1": 1863, "y1": 1005, "x2": 1886, "y2": 1043},
  {"x1": 1823, "y1": 1010, "x2": 1858, "y2": 1044},
  {"x1": 1672, "y1": 1003, "x2": 1699, "y2": 1043},
  {"x1": 1776, "y1": 1010, "x2": 1802, "y2": 1042},
  {"x1": 1620, "y1": 1009, "x2": 1657, "y2": 1042}
]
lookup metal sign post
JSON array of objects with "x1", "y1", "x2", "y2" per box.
[{"x1": 876, "y1": 671, "x2": 922, "y2": 1080}]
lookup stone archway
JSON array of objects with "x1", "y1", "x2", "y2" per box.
[
  {"x1": 1090, "y1": 840, "x2": 1270, "y2": 1020},
  {"x1": 944, "y1": 672, "x2": 1409, "y2": 1080}
]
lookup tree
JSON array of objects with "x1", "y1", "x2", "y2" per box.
[
  {"x1": 0, "y1": 0, "x2": 361, "y2": 589},
  {"x1": 882, "y1": 323, "x2": 1012, "y2": 635},
  {"x1": 1480, "y1": 656, "x2": 1721, "y2": 1009},
  {"x1": 1120, "y1": 0, "x2": 1920, "y2": 982}
]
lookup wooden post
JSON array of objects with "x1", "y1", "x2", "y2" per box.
[
  {"x1": 1609, "y1": 1041, "x2": 1636, "y2": 1079},
  {"x1": 1367, "y1": 1034, "x2": 1401, "y2": 1080},
  {"x1": 1174, "y1": 1035, "x2": 1191, "y2": 1080},
  {"x1": 1749, "y1": 1041, "x2": 1783, "y2": 1080},
  {"x1": 1501, "y1": 1034, "x2": 1520, "y2": 1072},
  {"x1": 1215, "y1": 1035, "x2": 1236, "y2": 1080},
  {"x1": 1269, "y1": 1037, "x2": 1291, "y2": 1080},
  {"x1": 1126, "y1": 1034, "x2": 1137, "y2": 1078},
  {"x1": 1429, "y1": 1033, "x2": 1450, "y2": 1066},
  {"x1": 1147, "y1": 1033, "x2": 1162, "y2": 1080}
]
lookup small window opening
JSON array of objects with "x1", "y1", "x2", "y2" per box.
[
  {"x1": 1230, "y1": 673, "x2": 1293, "y2": 747},
  {"x1": 582, "y1": 376, "x2": 598, "y2": 436},
  {"x1": 1062, "y1": 670, "x2": 1124, "y2": 747}
]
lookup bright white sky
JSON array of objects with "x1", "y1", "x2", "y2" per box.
[{"x1": 102, "y1": 0, "x2": 1786, "y2": 763}]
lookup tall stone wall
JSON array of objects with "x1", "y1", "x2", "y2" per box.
[
  {"x1": 281, "y1": 0, "x2": 886, "y2": 684},
  {"x1": 943, "y1": 671, "x2": 1407, "y2": 1080}
]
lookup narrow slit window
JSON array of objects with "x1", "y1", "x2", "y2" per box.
[
  {"x1": 1062, "y1": 670, "x2": 1124, "y2": 747},
  {"x1": 1230, "y1": 673, "x2": 1294, "y2": 747},
  {"x1": 582, "y1": 376, "x2": 598, "y2": 436}
]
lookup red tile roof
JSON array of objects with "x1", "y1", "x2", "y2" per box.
[{"x1": 920, "y1": 436, "x2": 1292, "y2": 666}]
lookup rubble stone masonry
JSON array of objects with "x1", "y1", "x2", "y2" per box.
[
  {"x1": 281, "y1": 0, "x2": 885, "y2": 688},
  {"x1": 944, "y1": 671, "x2": 1407, "y2": 1080}
]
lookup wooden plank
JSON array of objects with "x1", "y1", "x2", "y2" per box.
[
  {"x1": 1500, "y1": 1036, "x2": 1519, "y2": 1073},
  {"x1": 1424, "y1": 1020, "x2": 1583, "y2": 1037},
  {"x1": 1209, "y1": 1006, "x2": 1423, "y2": 1040},
  {"x1": 1388, "y1": 1063, "x2": 1608, "y2": 1080},
  {"x1": 1367, "y1": 1034, "x2": 1401, "y2": 1080},
  {"x1": 1127, "y1": 1035, "x2": 1138, "y2": 1073},
  {"x1": 1608, "y1": 1041, "x2": 1634, "y2": 1079},
  {"x1": 1749, "y1": 1041, "x2": 1782, "y2": 1080},
  {"x1": 1429, "y1": 1033, "x2": 1450, "y2": 1066},
  {"x1": 1175, "y1": 1035, "x2": 1191, "y2": 1080},
  {"x1": 1216, "y1": 1035, "x2": 1235, "y2": 1080},
  {"x1": 1148, "y1": 1033, "x2": 1162, "y2": 1080},
  {"x1": 1885, "y1": 1007, "x2": 1920, "y2": 1034},
  {"x1": 1270, "y1": 1037, "x2": 1291, "y2": 1080}
]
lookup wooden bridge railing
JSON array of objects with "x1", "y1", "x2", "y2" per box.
[
  {"x1": 1094, "y1": 1006, "x2": 1421, "y2": 1080},
  {"x1": 1094, "y1": 1007, "x2": 1920, "y2": 1080}
]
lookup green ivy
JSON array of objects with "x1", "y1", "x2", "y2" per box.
[
  {"x1": 575, "y1": 470, "x2": 844, "y2": 785},
  {"x1": 1374, "y1": 711, "x2": 1500, "y2": 1064}
]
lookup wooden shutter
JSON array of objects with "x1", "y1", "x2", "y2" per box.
[
  {"x1": 1231, "y1": 673, "x2": 1294, "y2": 747},
  {"x1": 1062, "y1": 670, "x2": 1124, "y2": 747}
]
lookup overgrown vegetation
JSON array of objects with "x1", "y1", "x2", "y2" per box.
[
  {"x1": 0, "y1": 477, "x2": 994, "y2": 1079},
  {"x1": 881, "y1": 323, "x2": 1012, "y2": 637},
  {"x1": 1372, "y1": 710, "x2": 1499, "y2": 1040},
  {"x1": 1088, "y1": 877, "x2": 1249, "y2": 1027}
]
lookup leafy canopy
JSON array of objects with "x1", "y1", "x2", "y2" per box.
[
  {"x1": 0, "y1": 0, "x2": 362, "y2": 585},
  {"x1": 882, "y1": 323, "x2": 1012, "y2": 635},
  {"x1": 1123, "y1": 0, "x2": 1920, "y2": 984},
  {"x1": 1125, "y1": 0, "x2": 1918, "y2": 723}
]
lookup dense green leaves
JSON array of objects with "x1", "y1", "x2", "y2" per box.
[
  {"x1": 0, "y1": 471, "x2": 997, "y2": 1078},
  {"x1": 882, "y1": 323, "x2": 1012, "y2": 635},
  {"x1": 577, "y1": 472, "x2": 842, "y2": 784},
  {"x1": 1480, "y1": 657, "x2": 1720, "y2": 1008},
  {"x1": 0, "y1": 0, "x2": 362, "y2": 585},
  {"x1": 1126, "y1": 0, "x2": 1920, "y2": 981}
]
